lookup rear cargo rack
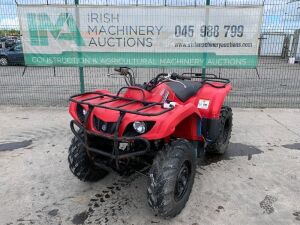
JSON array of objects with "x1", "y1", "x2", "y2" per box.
[
  {"x1": 180, "y1": 73, "x2": 230, "y2": 88},
  {"x1": 69, "y1": 90, "x2": 174, "y2": 116}
]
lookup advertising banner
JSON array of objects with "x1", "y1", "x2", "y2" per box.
[{"x1": 18, "y1": 5, "x2": 263, "y2": 67}]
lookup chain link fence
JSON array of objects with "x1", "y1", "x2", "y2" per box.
[{"x1": 0, "y1": 0, "x2": 300, "y2": 107}]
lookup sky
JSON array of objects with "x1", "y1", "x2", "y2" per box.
[{"x1": 0, "y1": 0, "x2": 299, "y2": 33}]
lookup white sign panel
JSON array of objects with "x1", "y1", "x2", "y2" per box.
[{"x1": 18, "y1": 5, "x2": 263, "y2": 67}]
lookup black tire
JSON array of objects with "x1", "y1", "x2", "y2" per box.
[
  {"x1": 0, "y1": 56, "x2": 8, "y2": 66},
  {"x1": 205, "y1": 106, "x2": 233, "y2": 154},
  {"x1": 147, "y1": 139, "x2": 196, "y2": 218},
  {"x1": 68, "y1": 133, "x2": 108, "y2": 182}
]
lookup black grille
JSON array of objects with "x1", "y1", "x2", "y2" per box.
[{"x1": 93, "y1": 116, "x2": 117, "y2": 134}]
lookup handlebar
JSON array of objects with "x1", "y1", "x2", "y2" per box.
[
  {"x1": 114, "y1": 67, "x2": 130, "y2": 75},
  {"x1": 111, "y1": 67, "x2": 136, "y2": 86},
  {"x1": 109, "y1": 67, "x2": 230, "y2": 91},
  {"x1": 154, "y1": 73, "x2": 192, "y2": 81},
  {"x1": 171, "y1": 73, "x2": 192, "y2": 80},
  {"x1": 145, "y1": 72, "x2": 192, "y2": 91}
]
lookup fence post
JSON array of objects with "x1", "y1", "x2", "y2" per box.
[
  {"x1": 202, "y1": 0, "x2": 210, "y2": 79},
  {"x1": 74, "y1": 0, "x2": 85, "y2": 93}
]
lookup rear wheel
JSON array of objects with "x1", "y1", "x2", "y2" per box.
[
  {"x1": 68, "y1": 132, "x2": 108, "y2": 182},
  {"x1": 205, "y1": 106, "x2": 233, "y2": 154},
  {"x1": 147, "y1": 139, "x2": 196, "y2": 218},
  {"x1": 0, "y1": 57, "x2": 8, "y2": 66}
]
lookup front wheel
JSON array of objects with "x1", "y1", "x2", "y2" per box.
[
  {"x1": 68, "y1": 132, "x2": 108, "y2": 182},
  {"x1": 147, "y1": 139, "x2": 196, "y2": 218},
  {"x1": 205, "y1": 106, "x2": 233, "y2": 154}
]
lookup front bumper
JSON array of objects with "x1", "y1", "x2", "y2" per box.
[{"x1": 70, "y1": 120, "x2": 151, "y2": 160}]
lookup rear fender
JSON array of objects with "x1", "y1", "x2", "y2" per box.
[{"x1": 196, "y1": 83, "x2": 232, "y2": 119}]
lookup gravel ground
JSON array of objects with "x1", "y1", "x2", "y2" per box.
[
  {"x1": 0, "y1": 57, "x2": 300, "y2": 107},
  {"x1": 0, "y1": 107, "x2": 300, "y2": 225}
]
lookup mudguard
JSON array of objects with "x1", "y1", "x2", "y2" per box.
[
  {"x1": 135, "y1": 103, "x2": 201, "y2": 140},
  {"x1": 194, "y1": 83, "x2": 232, "y2": 119}
]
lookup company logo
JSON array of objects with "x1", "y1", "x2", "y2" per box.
[{"x1": 27, "y1": 13, "x2": 85, "y2": 46}]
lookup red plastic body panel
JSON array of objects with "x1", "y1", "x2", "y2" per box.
[{"x1": 69, "y1": 81, "x2": 232, "y2": 141}]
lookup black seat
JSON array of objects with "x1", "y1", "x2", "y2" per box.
[{"x1": 166, "y1": 80, "x2": 203, "y2": 102}]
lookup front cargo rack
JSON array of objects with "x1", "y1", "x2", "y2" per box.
[{"x1": 69, "y1": 87, "x2": 174, "y2": 116}]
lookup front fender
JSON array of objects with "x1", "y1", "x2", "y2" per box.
[{"x1": 139, "y1": 103, "x2": 200, "y2": 140}]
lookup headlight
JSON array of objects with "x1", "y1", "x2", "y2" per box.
[
  {"x1": 76, "y1": 104, "x2": 86, "y2": 123},
  {"x1": 124, "y1": 121, "x2": 155, "y2": 136},
  {"x1": 101, "y1": 122, "x2": 107, "y2": 132},
  {"x1": 133, "y1": 121, "x2": 146, "y2": 134}
]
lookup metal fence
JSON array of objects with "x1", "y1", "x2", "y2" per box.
[{"x1": 0, "y1": 0, "x2": 300, "y2": 107}]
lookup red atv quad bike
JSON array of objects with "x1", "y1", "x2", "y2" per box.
[{"x1": 68, "y1": 67, "x2": 233, "y2": 217}]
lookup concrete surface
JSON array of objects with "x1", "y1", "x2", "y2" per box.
[
  {"x1": 0, "y1": 107, "x2": 299, "y2": 225},
  {"x1": 1, "y1": 57, "x2": 300, "y2": 108}
]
